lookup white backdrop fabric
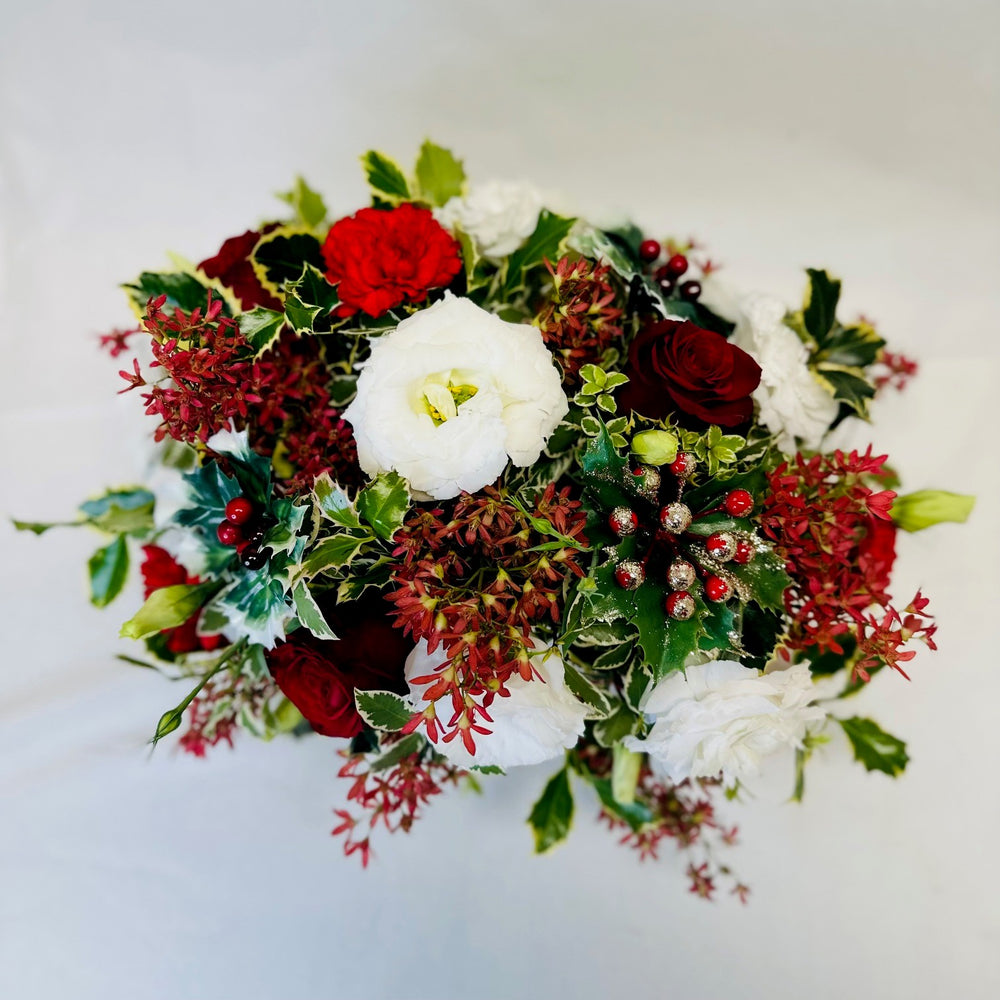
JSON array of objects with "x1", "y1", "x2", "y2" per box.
[{"x1": 1, "y1": 2, "x2": 998, "y2": 998}]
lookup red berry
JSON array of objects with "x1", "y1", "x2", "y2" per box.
[
  {"x1": 665, "y1": 590, "x2": 696, "y2": 620},
  {"x1": 733, "y1": 539, "x2": 755, "y2": 565},
  {"x1": 639, "y1": 239, "x2": 662, "y2": 263},
  {"x1": 704, "y1": 575, "x2": 731, "y2": 602},
  {"x1": 724, "y1": 489, "x2": 754, "y2": 517},
  {"x1": 217, "y1": 521, "x2": 243, "y2": 546},
  {"x1": 608, "y1": 506, "x2": 639, "y2": 537},
  {"x1": 706, "y1": 532, "x2": 736, "y2": 560},
  {"x1": 679, "y1": 280, "x2": 701, "y2": 301},
  {"x1": 669, "y1": 452, "x2": 696, "y2": 478},
  {"x1": 225, "y1": 497, "x2": 254, "y2": 525},
  {"x1": 614, "y1": 560, "x2": 645, "y2": 590},
  {"x1": 665, "y1": 254, "x2": 688, "y2": 279}
]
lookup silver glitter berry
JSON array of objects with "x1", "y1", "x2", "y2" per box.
[
  {"x1": 672, "y1": 452, "x2": 697, "y2": 478},
  {"x1": 609, "y1": 506, "x2": 638, "y2": 537},
  {"x1": 614, "y1": 559, "x2": 645, "y2": 590},
  {"x1": 666, "y1": 591, "x2": 696, "y2": 620},
  {"x1": 632, "y1": 464, "x2": 661, "y2": 498},
  {"x1": 667, "y1": 559, "x2": 697, "y2": 590},
  {"x1": 706, "y1": 531, "x2": 737, "y2": 561},
  {"x1": 659, "y1": 502, "x2": 692, "y2": 534}
]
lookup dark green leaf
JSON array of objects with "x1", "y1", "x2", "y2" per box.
[
  {"x1": 355, "y1": 689, "x2": 414, "y2": 732},
  {"x1": 283, "y1": 263, "x2": 341, "y2": 335},
  {"x1": 817, "y1": 323, "x2": 885, "y2": 368},
  {"x1": 726, "y1": 546, "x2": 792, "y2": 612},
  {"x1": 302, "y1": 533, "x2": 371, "y2": 576},
  {"x1": 368, "y1": 732, "x2": 425, "y2": 772},
  {"x1": 414, "y1": 140, "x2": 465, "y2": 207},
  {"x1": 358, "y1": 471, "x2": 411, "y2": 541},
  {"x1": 802, "y1": 268, "x2": 841, "y2": 346},
  {"x1": 503, "y1": 210, "x2": 576, "y2": 294},
  {"x1": 251, "y1": 230, "x2": 324, "y2": 292},
  {"x1": 561, "y1": 661, "x2": 612, "y2": 719},
  {"x1": 589, "y1": 774, "x2": 653, "y2": 832},
  {"x1": 815, "y1": 366, "x2": 876, "y2": 417},
  {"x1": 360, "y1": 150, "x2": 411, "y2": 203},
  {"x1": 88, "y1": 535, "x2": 129, "y2": 608},
  {"x1": 123, "y1": 271, "x2": 219, "y2": 315},
  {"x1": 839, "y1": 716, "x2": 909, "y2": 776},
  {"x1": 313, "y1": 473, "x2": 363, "y2": 529},
  {"x1": 239, "y1": 307, "x2": 286, "y2": 355},
  {"x1": 593, "y1": 701, "x2": 640, "y2": 748},
  {"x1": 527, "y1": 767, "x2": 574, "y2": 853}
]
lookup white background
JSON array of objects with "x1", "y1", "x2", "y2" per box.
[{"x1": 1, "y1": 1, "x2": 999, "y2": 997}]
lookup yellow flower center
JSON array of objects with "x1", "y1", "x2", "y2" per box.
[{"x1": 419, "y1": 371, "x2": 479, "y2": 425}]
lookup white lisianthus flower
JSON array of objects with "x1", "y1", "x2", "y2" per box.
[
  {"x1": 343, "y1": 294, "x2": 568, "y2": 500},
  {"x1": 730, "y1": 294, "x2": 838, "y2": 451},
  {"x1": 624, "y1": 661, "x2": 824, "y2": 787},
  {"x1": 436, "y1": 180, "x2": 542, "y2": 258},
  {"x1": 405, "y1": 637, "x2": 589, "y2": 769}
]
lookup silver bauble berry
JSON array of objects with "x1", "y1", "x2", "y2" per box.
[
  {"x1": 608, "y1": 506, "x2": 638, "y2": 537},
  {"x1": 659, "y1": 502, "x2": 692, "y2": 534},
  {"x1": 614, "y1": 559, "x2": 646, "y2": 590},
  {"x1": 667, "y1": 559, "x2": 697, "y2": 590}
]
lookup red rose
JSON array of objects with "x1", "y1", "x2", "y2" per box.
[
  {"x1": 199, "y1": 229, "x2": 283, "y2": 312},
  {"x1": 139, "y1": 546, "x2": 225, "y2": 654},
  {"x1": 857, "y1": 515, "x2": 897, "y2": 598},
  {"x1": 618, "y1": 319, "x2": 761, "y2": 426},
  {"x1": 266, "y1": 594, "x2": 411, "y2": 738},
  {"x1": 321, "y1": 204, "x2": 462, "y2": 318}
]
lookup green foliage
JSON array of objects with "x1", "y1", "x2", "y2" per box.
[
  {"x1": 88, "y1": 535, "x2": 129, "y2": 607},
  {"x1": 355, "y1": 689, "x2": 414, "y2": 731},
  {"x1": 251, "y1": 229, "x2": 325, "y2": 295},
  {"x1": 120, "y1": 581, "x2": 218, "y2": 640},
  {"x1": 357, "y1": 472, "x2": 411, "y2": 541},
  {"x1": 276, "y1": 176, "x2": 328, "y2": 229},
  {"x1": 503, "y1": 210, "x2": 576, "y2": 295},
  {"x1": 527, "y1": 766, "x2": 574, "y2": 853},
  {"x1": 839, "y1": 716, "x2": 909, "y2": 776},
  {"x1": 630, "y1": 429, "x2": 678, "y2": 466},
  {"x1": 123, "y1": 271, "x2": 220, "y2": 315},
  {"x1": 302, "y1": 534, "x2": 372, "y2": 576},
  {"x1": 677, "y1": 425, "x2": 746, "y2": 477},
  {"x1": 726, "y1": 547, "x2": 792, "y2": 612},
  {"x1": 593, "y1": 701, "x2": 641, "y2": 748},
  {"x1": 173, "y1": 463, "x2": 243, "y2": 574},
  {"x1": 291, "y1": 581, "x2": 338, "y2": 640},
  {"x1": 360, "y1": 150, "x2": 411, "y2": 204},
  {"x1": 79, "y1": 487, "x2": 156, "y2": 535},
  {"x1": 368, "y1": 732, "x2": 425, "y2": 772},
  {"x1": 892, "y1": 490, "x2": 975, "y2": 532},
  {"x1": 611, "y1": 744, "x2": 642, "y2": 805},
  {"x1": 283, "y1": 264, "x2": 341, "y2": 335},
  {"x1": 561, "y1": 661, "x2": 612, "y2": 719},
  {"x1": 239, "y1": 307, "x2": 285, "y2": 355},
  {"x1": 313, "y1": 473, "x2": 363, "y2": 530},
  {"x1": 802, "y1": 268, "x2": 841, "y2": 346},
  {"x1": 414, "y1": 140, "x2": 465, "y2": 207},
  {"x1": 574, "y1": 364, "x2": 629, "y2": 415}
]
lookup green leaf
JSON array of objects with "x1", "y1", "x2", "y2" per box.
[
  {"x1": 561, "y1": 661, "x2": 612, "y2": 719},
  {"x1": 414, "y1": 140, "x2": 465, "y2": 207},
  {"x1": 313, "y1": 473, "x2": 363, "y2": 529},
  {"x1": 588, "y1": 773, "x2": 653, "y2": 832},
  {"x1": 355, "y1": 689, "x2": 414, "y2": 732},
  {"x1": 802, "y1": 268, "x2": 842, "y2": 346},
  {"x1": 358, "y1": 471, "x2": 411, "y2": 542},
  {"x1": 817, "y1": 322, "x2": 885, "y2": 368},
  {"x1": 527, "y1": 766, "x2": 574, "y2": 853},
  {"x1": 725, "y1": 546, "x2": 792, "y2": 612},
  {"x1": 593, "y1": 701, "x2": 640, "y2": 748},
  {"x1": 123, "y1": 271, "x2": 218, "y2": 315},
  {"x1": 360, "y1": 150, "x2": 411, "y2": 204},
  {"x1": 891, "y1": 490, "x2": 975, "y2": 532},
  {"x1": 251, "y1": 229, "x2": 325, "y2": 294},
  {"x1": 611, "y1": 745, "x2": 642, "y2": 805},
  {"x1": 814, "y1": 366, "x2": 876, "y2": 417},
  {"x1": 283, "y1": 263, "x2": 341, "y2": 335},
  {"x1": 88, "y1": 535, "x2": 129, "y2": 608},
  {"x1": 276, "y1": 176, "x2": 327, "y2": 229},
  {"x1": 120, "y1": 581, "x2": 218, "y2": 640},
  {"x1": 79, "y1": 487, "x2": 156, "y2": 535},
  {"x1": 291, "y1": 581, "x2": 338, "y2": 639},
  {"x1": 503, "y1": 210, "x2": 576, "y2": 295},
  {"x1": 632, "y1": 580, "x2": 705, "y2": 681},
  {"x1": 838, "y1": 716, "x2": 909, "y2": 777},
  {"x1": 368, "y1": 732, "x2": 425, "y2": 772},
  {"x1": 12, "y1": 518, "x2": 75, "y2": 535},
  {"x1": 239, "y1": 307, "x2": 285, "y2": 355},
  {"x1": 302, "y1": 531, "x2": 371, "y2": 576}
]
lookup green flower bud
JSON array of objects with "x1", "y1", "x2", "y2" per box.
[
  {"x1": 891, "y1": 490, "x2": 975, "y2": 532},
  {"x1": 630, "y1": 429, "x2": 679, "y2": 466}
]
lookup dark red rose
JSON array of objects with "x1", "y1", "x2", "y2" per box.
[
  {"x1": 618, "y1": 319, "x2": 761, "y2": 426},
  {"x1": 321, "y1": 204, "x2": 463, "y2": 318},
  {"x1": 857, "y1": 515, "x2": 897, "y2": 598},
  {"x1": 266, "y1": 594, "x2": 410, "y2": 738},
  {"x1": 198, "y1": 229, "x2": 283, "y2": 312},
  {"x1": 139, "y1": 546, "x2": 225, "y2": 654}
]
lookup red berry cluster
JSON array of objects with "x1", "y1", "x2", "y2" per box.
[
  {"x1": 608, "y1": 453, "x2": 758, "y2": 619},
  {"x1": 636, "y1": 239, "x2": 702, "y2": 303},
  {"x1": 215, "y1": 496, "x2": 272, "y2": 570}
]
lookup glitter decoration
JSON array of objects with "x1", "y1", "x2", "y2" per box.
[
  {"x1": 614, "y1": 559, "x2": 646, "y2": 590},
  {"x1": 705, "y1": 531, "x2": 737, "y2": 560},
  {"x1": 665, "y1": 590, "x2": 696, "y2": 620},
  {"x1": 608, "y1": 506, "x2": 639, "y2": 537},
  {"x1": 659, "y1": 502, "x2": 692, "y2": 534},
  {"x1": 667, "y1": 559, "x2": 697, "y2": 590}
]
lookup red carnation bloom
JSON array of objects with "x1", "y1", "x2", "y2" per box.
[
  {"x1": 266, "y1": 594, "x2": 411, "y2": 738},
  {"x1": 139, "y1": 546, "x2": 225, "y2": 655},
  {"x1": 618, "y1": 319, "x2": 761, "y2": 426},
  {"x1": 321, "y1": 204, "x2": 462, "y2": 318},
  {"x1": 199, "y1": 229, "x2": 283, "y2": 312}
]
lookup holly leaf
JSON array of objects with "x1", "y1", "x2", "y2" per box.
[
  {"x1": 814, "y1": 366, "x2": 876, "y2": 418},
  {"x1": 839, "y1": 716, "x2": 909, "y2": 777},
  {"x1": 355, "y1": 689, "x2": 414, "y2": 732},
  {"x1": 503, "y1": 210, "x2": 576, "y2": 295},
  {"x1": 360, "y1": 150, "x2": 411, "y2": 204},
  {"x1": 313, "y1": 473, "x2": 363, "y2": 529},
  {"x1": 802, "y1": 268, "x2": 841, "y2": 347},
  {"x1": 291, "y1": 581, "x2": 338, "y2": 640},
  {"x1": 123, "y1": 271, "x2": 220, "y2": 316},
  {"x1": 527, "y1": 766, "x2": 574, "y2": 853},
  {"x1": 88, "y1": 535, "x2": 129, "y2": 608},
  {"x1": 726, "y1": 546, "x2": 792, "y2": 612},
  {"x1": 251, "y1": 228, "x2": 325, "y2": 296},
  {"x1": 561, "y1": 661, "x2": 612, "y2": 719},
  {"x1": 414, "y1": 140, "x2": 465, "y2": 207},
  {"x1": 358, "y1": 471, "x2": 411, "y2": 542},
  {"x1": 239, "y1": 307, "x2": 285, "y2": 355},
  {"x1": 632, "y1": 580, "x2": 705, "y2": 681},
  {"x1": 302, "y1": 533, "x2": 372, "y2": 576},
  {"x1": 368, "y1": 732, "x2": 425, "y2": 772},
  {"x1": 817, "y1": 322, "x2": 885, "y2": 368},
  {"x1": 593, "y1": 701, "x2": 640, "y2": 748},
  {"x1": 79, "y1": 487, "x2": 156, "y2": 535},
  {"x1": 276, "y1": 176, "x2": 327, "y2": 229},
  {"x1": 283, "y1": 263, "x2": 341, "y2": 335},
  {"x1": 120, "y1": 581, "x2": 218, "y2": 640}
]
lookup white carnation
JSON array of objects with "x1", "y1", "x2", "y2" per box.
[
  {"x1": 624, "y1": 660, "x2": 824, "y2": 787},
  {"x1": 405, "y1": 637, "x2": 589, "y2": 769},
  {"x1": 436, "y1": 180, "x2": 542, "y2": 258},
  {"x1": 730, "y1": 293, "x2": 838, "y2": 451},
  {"x1": 343, "y1": 294, "x2": 568, "y2": 500}
]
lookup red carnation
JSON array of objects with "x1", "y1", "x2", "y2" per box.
[
  {"x1": 199, "y1": 229, "x2": 283, "y2": 312},
  {"x1": 321, "y1": 204, "x2": 462, "y2": 318},
  {"x1": 618, "y1": 319, "x2": 761, "y2": 426},
  {"x1": 266, "y1": 594, "x2": 411, "y2": 738},
  {"x1": 139, "y1": 546, "x2": 225, "y2": 654}
]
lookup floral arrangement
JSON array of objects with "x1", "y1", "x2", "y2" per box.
[{"x1": 19, "y1": 142, "x2": 975, "y2": 900}]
